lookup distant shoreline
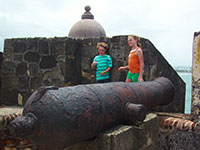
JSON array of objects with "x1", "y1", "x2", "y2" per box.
[
  {"x1": 173, "y1": 66, "x2": 192, "y2": 73},
  {"x1": 176, "y1": 70, "x2": 191, "y2": 73}
]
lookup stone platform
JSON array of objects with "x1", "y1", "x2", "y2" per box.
[
  {"x1": 65, "y1": 113, "x2": 158, "y2": 150},
  {"x1": 0, "y1": 106, "x2": 158, "y2": 150},
  {"x1": 0, "y1": 106, "x2": 23, "y2": 116}
]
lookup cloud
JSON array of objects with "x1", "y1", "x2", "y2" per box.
[{"x1": 0, "y1": 0, "x2": 199, "y2": 66}]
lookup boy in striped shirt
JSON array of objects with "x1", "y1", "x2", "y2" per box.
[{"x1": 91, "y1": 42, "x2": 112, "y2": 83}]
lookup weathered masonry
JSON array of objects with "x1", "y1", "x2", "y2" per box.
[
  {"x1": 192, "y1": 32, "x2": 200, "y2": 113},
  {"x1": 1, "y1": 35, "x2": 185, "y2": 113}
]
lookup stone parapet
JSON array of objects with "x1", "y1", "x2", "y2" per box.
[
  {"x1": 158, "y1": 112, "x2": 200, "y2": 131},
  {"x1": 0, "y1": 109, "x2": 158, "y2": 150},
  {"x1": 1, "y1": 37, "x2": 77, "y2": 106},
  {"x1": 158, "y1": 112, "x2": 200, "y2": 150}
]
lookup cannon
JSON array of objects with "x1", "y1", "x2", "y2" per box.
[{"x1": 8, "y1": 77, "x2": 175, "y2": 150}]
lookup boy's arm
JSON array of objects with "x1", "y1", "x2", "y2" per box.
[
  {"x1": 91, "y1": 62, "x2": 97, "y2": 69},
  {"x1": 101, "y1": 67, "x2": 111, "y2": 76},
  {"x1": 91, "y1": 57, "x2": 97, "y2": 69},
  {"x1": 101, "y1": 56, "x2": 112, "y2": 75}
]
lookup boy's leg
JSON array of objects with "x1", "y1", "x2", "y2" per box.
[{"x1": 97, "y1": 78, "x2": 110, "y2": 83}]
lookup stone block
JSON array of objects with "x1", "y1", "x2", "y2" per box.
[
  {"x1": 1, "y1": 88, "x2": 19, "y2": 105},
  {"x1": 3, "y1": 39, "x2": 14, "y2": 61},
  {"x1": 39, "y1": 55, "x2": 57, "y2": 69},
  {"x1": 1, "y1": 73, "x2": 18, "y2": 88},
  {"x1": 18, "y1": 76, "x2": 30, "y2": 90},
  {"x1": 29, "y1": 64, "x2": 39, "y2": 76},
  {"x1": 37, "y1": 39, "x2": 49, "y2": 54},
  {"x1": 0, "y1": 106, "x2": 23, "y2": 116},
  {"x1": 159, "y1": 128, "x2": 200, "y2": 150},
  {"x1": 16, "y1": 62, "x2": 27, "y2": 76},
  {"x1": 18, "y1": 90, "x2": 32, "y2": 105},
  {"x1": 24, "y1": 51, "x2": 40, "y2": 63},
  {"x1": 30, "y1": 77, "x2": 43, "y2": 90},
  {"x1": 64, "y1": 113, "x2": 158, "y2": 150},
  {"x1": 13, "y1": 41, "x2": 27, "y2": 54},
  {"x1": 14, "y1": 54, "x2": 23, "y2": 62},
  {"x1": 50, "y1": 37, "x2": 67, "y2": 56},
  {"x1": 3, "y1": 61, "x2": 16, "y2": 74}
]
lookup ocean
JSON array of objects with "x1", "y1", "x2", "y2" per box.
[{"x1": 178, "y1": 72, "x2": 192, "y2": 114}]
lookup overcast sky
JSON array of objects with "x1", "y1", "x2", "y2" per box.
[{"x1": 0, "y1": 0, "x2": 199, "y2": 67}]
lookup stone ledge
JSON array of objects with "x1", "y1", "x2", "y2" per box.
[
  {"x1": 0, "y1": 106, "x2": 23, "y2": 116},
  {"x1": 65, "y1": 113, "x2": 158, "y2": 150},
  {"x1": 157, "y1": 112, "x2": 200, "y2": 131}
]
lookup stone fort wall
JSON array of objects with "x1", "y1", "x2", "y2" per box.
[
  {"x1": 192, "y1": 32, "x2": 200, "y2": 113},
  {"x1": 1, "y1": 35, "x2": 185, "y2": 113}
]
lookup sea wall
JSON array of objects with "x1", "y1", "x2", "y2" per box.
[{"x1": 1, "y1": 35, "x2": 185, "y2": 112}]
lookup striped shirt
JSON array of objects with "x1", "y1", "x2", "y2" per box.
[{"x1": 93, "y1": 55, "x2": 112, "y2": 81}]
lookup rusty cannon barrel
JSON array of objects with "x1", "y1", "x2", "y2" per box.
[{"x1": 8, "y1": 77, "x2": 175, "y2": 150}]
